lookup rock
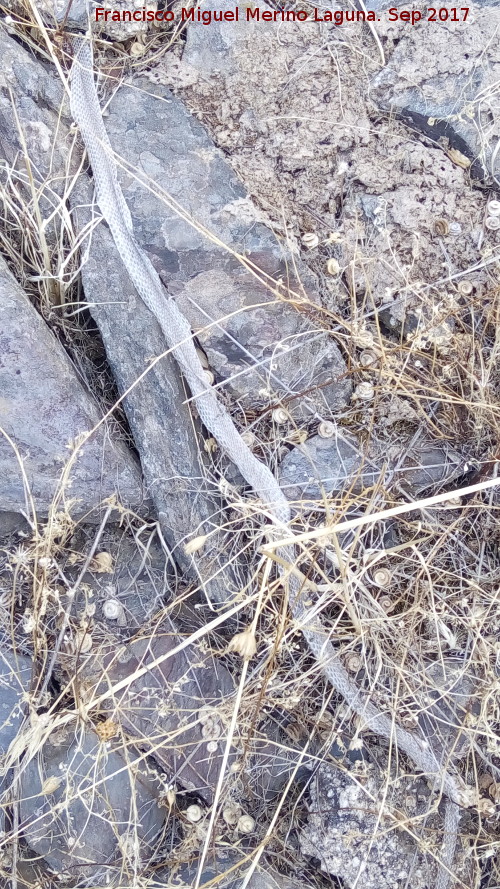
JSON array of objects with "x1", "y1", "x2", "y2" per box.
[
  {"x1": 419, "y1": 658, "x2": 478, "y2": 762},
  {"x1": 0, "y1": 649, "x2": 32, "y2": 757},
  {"x1": 162, "y1": 0, "x2": 373, "y2": 234},
  {"x1": 0, "y1": 254, "x2": 147, "y2": 519},
  {"x1": 72, "y1": 178, "x2": 239, "y2": 605},
  {"x1": 79, "y1": 623, "x2": 308, "y2": 804},
  {"x1": 0, "y1": 511, "x2": 30, "y2": 540},
  {"x1": 70, "y1": 63, "x2": 350, "y2": 600},
  {"x1": 370, "y1": 5, "x2": 500, "y2": 182},
  {"x1": 79, "y1": 74, "x2": 350, "y2": 419},
  {"x1": 19, "y1": 727, "x2": 167, "y2": 884},
  {"x1": 0, "y1": 24, "x2": 237, "y2": 604},
  {"x1": 0, "y1": 25, "x2": 66, "y2": 183},
  {"x1": 279, "y1": 431, "x2": 364, "y2": 502},
  {"x1": 84, "y1": 627, "x2": 237, "y2": 802},
  {"x1": 300, "y1": 763, "x2": 475, "y2": 888},
  {"x1": 152, "y1": 850, "x2": 307, "y2": 889},
  {"x1": 39, "y1": 0, "x2": 151, "y2": 38},
  {"x1": 67, "y1": 524, "x2": 173, "y2": 632},
  {"x1": 278, "y1": 430, "x2": 461, "y2": 503},
  {"x1": 0, "y1": 649, "x2": 33, "y2": 835}
]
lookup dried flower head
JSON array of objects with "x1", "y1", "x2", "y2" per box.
[
  {"x1": 184, "y1": 534, "x2": 208, "y2": 555},
  {"x1": 228, "y1": 626, "x2": 257, "y2": 660}
]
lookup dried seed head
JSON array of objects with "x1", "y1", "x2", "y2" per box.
[
  {"x1": 203, "y1": 722, "x2": 221, "y2": 740},
  {"x1": 353, "y1": 382, "x2": 374, "y2": 401},
  {"x1": 434, "y1": 218, "x2": 449, "y2": 236},
  {"x1": 103, "y1": 598, "x2": 125, "y2": 624},
  {"x1": 237, "y1": 814, "x2": 255, "y2": 834},
  {"x1": 487, "y1": 199, "x2": 500, "y2": 217},
  {"x1": 346, "y1": 653, "x2": 362, "y2": 673},
  {"x1": 317, "y1": 420, "x2": 335, "y2": 439},
  {"x1": 184, "y1": 534, "x2": 208, "y2": 556},
  {"x1": 488, "y1": 782, "x2": 500, "y2": 803},
  {"x1": 352, "y1": 328, "x2": 374, "y2": 349},
  {"x1": 457, "y1": 279, "x2": 473, "y2": 296},
  {"x1": 301, "y1": 232, "x2": 319, "y2": 249},
  {"x1": 359, "y1": 349, "x2": 377, "y2": 367},
  {"x1": 442, "y1": 496, "x2": 462, "y2": 507},
  {"x1": 41, "y1": 776, "x2": 62, "y2": 795},
  {"x1": 326, "y1": 257, "x2": 340, "y2": 276},
  {"x1": 272, "y1": 407, "x2": 288, "y2": 425},
  {"x1": 228, "y1": 626, "x2": 257, "y2": 660},
  {"x1": 485, "y1": 215, "x2": 500, "y2": 231},
  {"x1": 372, "y1": 567, "x2": 392, "y2": 588},
  {"x1": 92, "y1": 552, "x2": 113, "y2": 573},
  {"x1": 185, "y1": 804, "x2": 203, "y2": 823}
]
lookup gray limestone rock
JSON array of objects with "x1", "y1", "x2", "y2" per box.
[
  {"x1": 279, "y1": 430, "x2": 461, "y2": 504},
  {"x1": 72, "y1": 178, "x2": 238, "y2": 605},
  {"x1": 85, "y1": 628, "x2": 237, "y2": 802},
  {"x1": 19, "y1": 727, "x2": 167, "y2": 884},
  {"x1": 0, "y1": 649, "x2": 32, "y2": 758},
  {"x1": 0, "y1": 24, "x2": 237, "y2": 603},
  {"x1": 39, "y1": 0, "x2": 150, "y2": 37},
  {"x1": 0, "y1": 254, "x2": 146, "y2": 519},
  {"x1": 68, "y1": 524, "x2": 173, "y2": 632},
  {"x1": 0, "y1": 24, "x2": 66, "y2": 180},
  {"x1": 81, "y1": 626, "x2": 306, "y2": 804},
  {"x1": 279, "y1": 431, "x2": 364, "y2": 502}
]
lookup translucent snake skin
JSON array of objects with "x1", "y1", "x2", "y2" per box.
[{"x1": 69, "y1": 41, "x2": 470, "y2": 837}]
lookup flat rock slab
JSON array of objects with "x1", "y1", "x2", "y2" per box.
[
  {"x1": 85, "y1": 628, "x2": 237, "y2": 802},
  {"x1": 87, "y1": 76, "x2": 350, "y2": 419},
  {"x1": 370, "y1": 4, "x2": 500, "y2": 181},
  {"x1": 279, "y1": 431, "x2": 461, "y2": 503},
  {"x1": 0, "y1": 649, "x2": 32, "y2": 836},
  {"x1": 19, "y1": 727, "x2": 167, "y2": 883},
  {"x1": 0, "y1": 23, "x2": 66, "y2": 184},
  {"x1": 0, "y1": 254, "x2": 146, "y2": 519},
  {"x1": 152, "y1": 851, "x2": 307, "y2": 889},
  {"x1": 0, "y1": 649, "x2": 32, "y2": 758},
  {"x1": 81, "y1": 627, "x2": 304, "y2": 803},
  {"x1": 73, "y1": 178, "x2": 238, "y2": 605},
  {"x1": 163, "y1": 0, "x2": 373, "y2": 233}
]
